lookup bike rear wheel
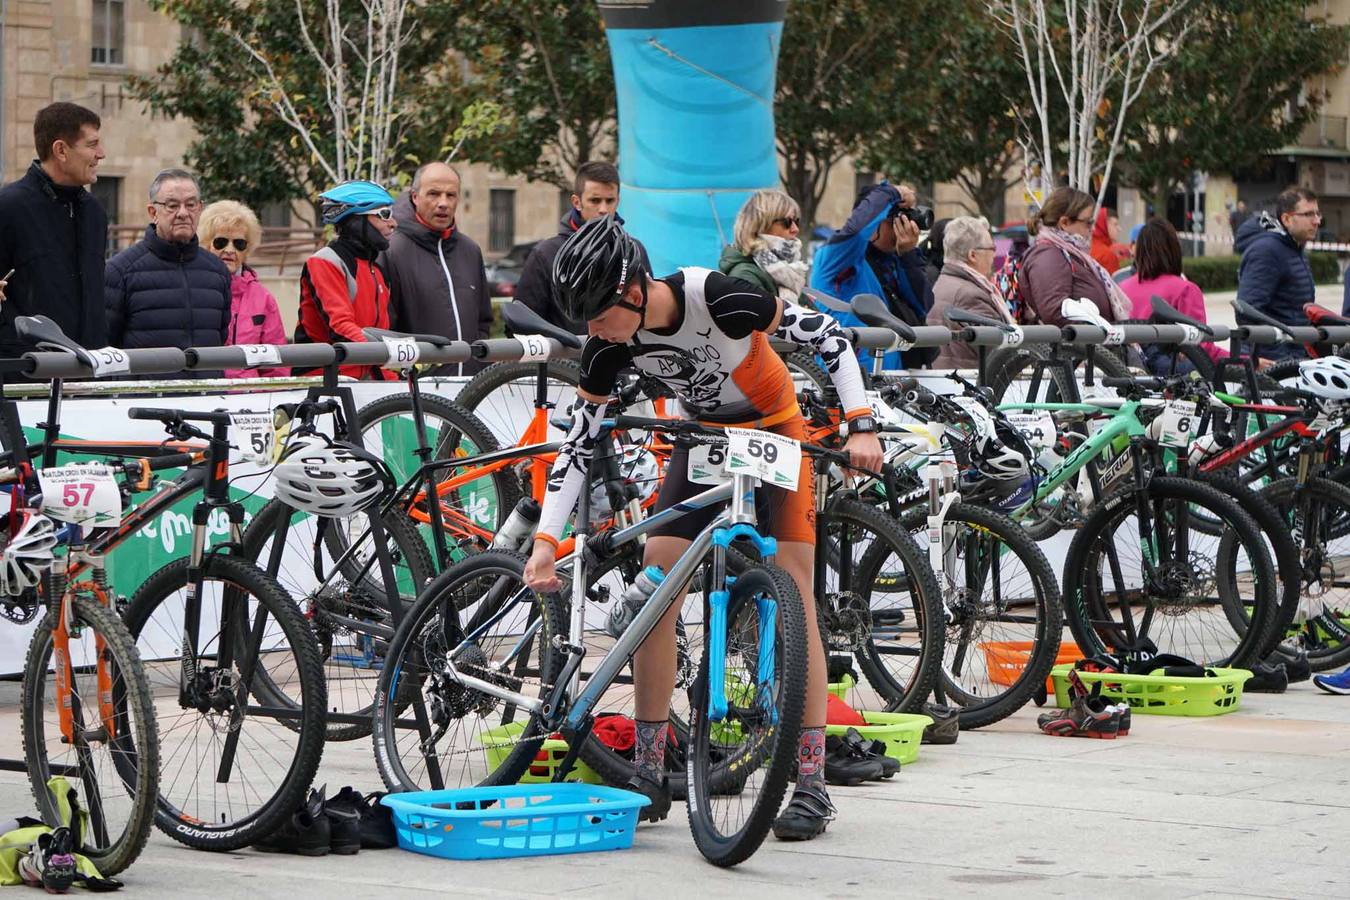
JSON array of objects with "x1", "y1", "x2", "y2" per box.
[
  {"x1": 22, "y1": 593, "x2": 158, "y2": 876},
  {"x1": 687, "y1": 563, "x2": 806, "y2": 868}
]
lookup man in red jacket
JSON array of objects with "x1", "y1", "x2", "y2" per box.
[{"x1": 295, "y1": 180, "x2": 399, "y2": 379}]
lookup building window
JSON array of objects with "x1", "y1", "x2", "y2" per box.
[
  {"x1": 90, "y1": 176, "x2": 121, "y2": 255},
  {"x1": 489, "y1": 189, "x2": 515, "y2": 253},
  {"x1": 259, "y1": 201, "x2": 292, "y2": 230},
  {"x1": 853, "y1": 170, "x2": 877, "y2": 200},
  {"x1": 91, "y1": 0, "x2": 125, "y2": 66}
]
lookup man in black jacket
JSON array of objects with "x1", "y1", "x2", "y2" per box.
[
  {"x1": 514, "y1": 161, "x2": 650, "y2": 334},
  {"x1": 0, "y1": 102, "x2": 108, "y2": 358},
  {"x1": 105, "y1": 169, "x2": 231, "y2": 370},
  {"x1": 382, "y1": 162, "x2": 490, "y2": 375}
]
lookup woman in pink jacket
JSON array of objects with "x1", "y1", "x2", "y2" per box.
[
  {"x1": 198, "y1": 200, "x2": 288, "y2": 378},
  {"x1": 1120, "y1": 218, "x2": 1228, "y2": 371}
]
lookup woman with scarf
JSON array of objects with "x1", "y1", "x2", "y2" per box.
[
  {"x1": 1090, "y1": 206, "x2": 1129, "y2": 274},
  {"x1": 927, "y1": 216, "x2": 1008, "y2": 369},
  {"x1": 1021, "y1": 187, "x2": 1133, "y2": 328},
  {"x1": 718, "y1": 189, "x2": 809, "y2": 303}
]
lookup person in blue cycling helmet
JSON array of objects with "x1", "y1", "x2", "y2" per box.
[{"x1": 295, "y1": 180, "x2": 398, "y2": 378}]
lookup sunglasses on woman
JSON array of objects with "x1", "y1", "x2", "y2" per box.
[
  {"x1": 212, "y1": 237, "x2": 248, "y2": 252},
  {"x1": 774, "y1": 216, "x2": 801, "y2": 228},
  {"x1": 371, "y1": 207, "x2": 394, "y2": 221}
]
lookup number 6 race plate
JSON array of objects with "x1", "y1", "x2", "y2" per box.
[
  {"x1": 726, "y1": 428, "x2": 802, "y2": 490},
  {"x1": 38, "y1": 462, "x2": 122, "y2": 527}
]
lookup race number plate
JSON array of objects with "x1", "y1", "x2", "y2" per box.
[
  {"x1": 688, "y1": 441, "x2": 730, "y2": 485},
  {"x1": 381, "y1": 336, "x2": 421, "y2": 370},
  {"x1": 1006, "y1": 410, "x2": 1056, "y2": 451},
  {"x1": 230, "y1": 412, "x2": 276, "y2": 465},
  {"x1": 726, "y1": 428, "x2": 802, "y2": 490},
  {"x1": 38, "y1": 463, "x2": 121, "y2": 526},
  {"x1": 87, "y1": 347, "x2": 131, "y2": 377},
  {"x1": 1157, "y1": 399, "x2": 1200, "y2": 448}
]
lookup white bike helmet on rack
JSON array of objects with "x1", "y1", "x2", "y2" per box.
[
  {"x1": 1299, "y1": 357, "x2": 1350, "y2": 400},
  {"x1": 272, "y1": 433, "x2": 392, "y2": 519},
  {"x1": 0, "y1": 510, "x2": 57, "y2": 597}
]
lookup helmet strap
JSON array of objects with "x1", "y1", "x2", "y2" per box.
[{"x1": 615, "y1": 278, "x2": 648, "y2": 329}]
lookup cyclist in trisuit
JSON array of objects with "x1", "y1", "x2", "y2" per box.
[{"x1": 524, "y1": 215, "x2": 882, "y2": 841}]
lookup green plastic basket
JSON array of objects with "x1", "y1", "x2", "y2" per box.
[
  {"x1": 827, "y1": 674, "x2": 856, "y2": 700},
  {"x1": 479, "y1": 722, "x2": 603, "y2": 784},
  {"x1": 1050, "y1": 665, "x2": 1253, "y2": 717},
  {"x1": 824, "y1": 712, "x2": 933, "y2": 765}
]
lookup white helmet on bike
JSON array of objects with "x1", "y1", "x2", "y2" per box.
[
  {"x1": 272, "y1": 434, "x2": 392, "y2": 519},
  {"x1": 1299, "y1": 357, "x2": 1350, "y2": 400},
  {"x1": 0, "y1": 510, "x2": 57, "y2": 596}
]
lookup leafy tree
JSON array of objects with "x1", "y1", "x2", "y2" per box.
[
  {"x1": 1114, "y1": 0, "x2": 1350, "y2": 215},
  {"x1": 435, "y1": 1, "x2": 616, "y2": 191}
]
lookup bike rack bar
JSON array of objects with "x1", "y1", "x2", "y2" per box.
[{"x1": 958, "y1": 325, "x2": 1063, "y2": 346}]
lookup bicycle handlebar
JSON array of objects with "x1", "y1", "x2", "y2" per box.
[{"x1": 127, "y1": 407, "x2": 234, "y2": 427}]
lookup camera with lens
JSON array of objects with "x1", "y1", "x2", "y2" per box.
[{"x1": 891, "y1": 202, "x2": 934, "y2": 231}]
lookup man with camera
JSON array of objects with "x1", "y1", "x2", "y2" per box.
[{"x1": 809, "y1": 181, "x2": 936, "y2": 368}]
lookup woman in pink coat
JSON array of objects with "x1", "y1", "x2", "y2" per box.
[
  {"x1": 1120, "y1": 218, "x2": 1228, "y2": 369},
  {"x1": 198, "y1": 200, "x2": 288, "y2": 378}
]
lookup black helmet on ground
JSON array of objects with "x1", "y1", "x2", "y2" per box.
[{"x1": 552, "y1": 214, "x2": 645, "y2": 322}]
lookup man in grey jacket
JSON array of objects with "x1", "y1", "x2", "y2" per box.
[{"x1": 382, "y1": 162, "x2": 491, "y2": 374}]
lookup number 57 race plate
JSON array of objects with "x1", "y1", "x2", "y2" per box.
[{"x1": 726, "y1": 427, "x2": 802, "y2": 490}]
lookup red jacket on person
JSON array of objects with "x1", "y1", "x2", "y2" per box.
[{"x1": 295, "y1": 238, "x2": 394, "y2": 380}]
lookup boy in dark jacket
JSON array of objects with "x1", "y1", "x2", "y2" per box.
[
  {"x1": 0, "y1": 103, "x2": 108, "y2": 359},
  {"x1": 105, "y1": 169, "x2": 230, "y2": 374},
  {"x1": 1235, "y1": 186, "x2": 1319, "y2": 361}
]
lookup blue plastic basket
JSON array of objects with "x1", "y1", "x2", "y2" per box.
[{"x1": 380, "y1": 784, "x2": 650, "y2": 860}]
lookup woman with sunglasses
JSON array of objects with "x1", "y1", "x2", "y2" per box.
[
  {"x1": 295, "y1": 180, "x2": 399, "y2": 380},
  {"x1": 1019, "y1": 186, "x2": 1132, "y2": 328},
  {"x1": 718, "y1": 189, "x2": 808, "y2": 303},
  {"x1": 199, "y1": 200, "x2": 287, "y2": 378}
]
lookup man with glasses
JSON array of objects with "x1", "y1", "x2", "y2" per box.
[
  {"x1": 1235, "y1": 185, "x2": 1321, "y2": 361},
  {"x1": 294, "y1": 180, "x2": 399, "y2": 380},
  {"x1": 0, "y1": 102, "x2": 108, "y2": 362},
  {"x1": 105, "y1": 168, "x2": 231, "y2": 373}
]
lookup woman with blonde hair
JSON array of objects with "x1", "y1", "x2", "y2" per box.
[
  {"x1": 198, "y1": 200, "x2": 287, "y2": 377},
  {"x1": 718, "y1": 189, "x2": 808, "y2": 302}
]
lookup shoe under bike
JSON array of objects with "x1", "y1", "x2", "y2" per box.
[{"x1": 18, "y1": 827, "x2": 77, "y2": 894}]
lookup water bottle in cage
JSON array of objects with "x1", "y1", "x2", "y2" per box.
[
  {"x1": 490, "y1": 497, "x2": 542, "y2": 552},
  {"x1": 606, "y1": 565, "x2": 666, "y2": 639}
]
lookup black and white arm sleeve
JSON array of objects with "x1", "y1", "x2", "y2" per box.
[
  {"x1": 535, "y1": 395, "x2": 610, "y2": 546},
  {"x1": 772, "y1": 303, "x2": 871, "y2": 418}
]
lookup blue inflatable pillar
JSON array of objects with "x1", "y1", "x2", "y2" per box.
[{"x1": 597, "y1": 1, "x2": 787, "y2": 276}]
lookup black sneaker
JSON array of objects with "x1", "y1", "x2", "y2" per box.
[
  {"x1": 772, "y1": 785, "x2": 836, "y2": 841},
  {"x1": 1270, "y1": 645, "x2": 1311, "y2": 684},
  {"x1": 18, "y1": 827, "x2": 77, "y2": 894},
  {"x1": 324, "y1": 788, "x2": 362, "y2": 855},
  {"x1": 827, "y1": 729, "x2": 896, "y2": 781},
  {"x1": 328, "y1": 788, "x2": 398, "y2": 850},
  {"x1": 254, "y1": 786, "x2": 331, "y2": 857},
  {"x1": 822, "y1": 737, "x2": 884, "y2": 786},
  {"x1": 1245, "y1": 661, "x2": 1289, "y2": 694},
  {"x1": 624, "y1": 773, "x2": 672, "y2": 823},
  {"x1": 920, "y1": 702, "x2": 960, "y2": 745}
]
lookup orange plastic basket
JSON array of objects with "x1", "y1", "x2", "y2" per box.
[{"x1": 979, "y1": 641, "x2": 1083, "y2": 692}]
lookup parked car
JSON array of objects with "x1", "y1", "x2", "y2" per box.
[{"x1": 485, "y1": 240, "x2": 539, "y2": 297}]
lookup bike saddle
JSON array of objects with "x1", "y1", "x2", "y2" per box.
[
  {"x1": 15, "y1": 316, "x2": 94, "y2": 357},
  {"x1": 362, "y1": 327, "x2": 455, "y2": 347},
  {"x1": 1148, "y1": 295, "x2": 1213, "y2": 335},
  {"x1": 1232, "y1": 298, "x2": 1295, "y2": 334},
  {"x1": 500, "y1": 301, "x2": 583, "y2": 350},
  {"x1": 800, "y1": 288, "x2": 852, "y2": 313},
  {"x1": 1305, "y1": 304, "x2": 1350, "y2": 327},
  {"x1": 851, "y1": 293, "x2": 917, "y2": 343},
  {"x1": 944, "y1": 306, "x2": 1012, "y2": 332}
]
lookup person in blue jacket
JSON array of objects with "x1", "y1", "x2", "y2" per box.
[
  {"x1": 1235, "y1": 186, "x2": 1319, "y2": 361},
  {"x1": 809, "y1": 182, "x2": 936, "y2": 368}
]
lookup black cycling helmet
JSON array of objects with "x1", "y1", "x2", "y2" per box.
[{"x1": 552, "y1": 214, "x2": 645, "y2": 322}]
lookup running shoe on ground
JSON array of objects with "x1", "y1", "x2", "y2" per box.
[
  {"x1": 823, "y1": 734, "x2": 885, "y2": 786},
  {"x1": 772, "y1": 785, "x2": 836, "y2": 841},
  {"x1": 327, "y1": 788, "x2": 397, "y2": 850},
  {"x1": 18, "y1": 827, "x2": 77, "y2": 894},
  {"x1": 920, "y1": 702, "x2": 960, "y2": 745},
  {"x1": 1313, "y1": 667, "x2": 1350, "y2": 695},
  {"x1": 1037, "y1": 692, "x2": 1120, "y2": 739},
  {"x1": 1245, "y1": 662, "x2": 1289, "y2": 694},
  {"x1": 624, "y1": 773, "x2": 671, "y2": 823},
  {"x1": 323, "y1": 790, "x2": 361, "y2": 855},
  {"x1": 253, "y1": 786, "x2": 331, "y2": 856},
  {"x1": 1270, "y1": 645, "x2": 1311, "y2": 683}
]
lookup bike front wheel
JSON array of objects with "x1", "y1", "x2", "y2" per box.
[
  {"x1": 22, "y1": 593, "x2": 158, "y2": 876},
  {"x1": 687, "y1": 562, "x2": 807, "y2": 868}
]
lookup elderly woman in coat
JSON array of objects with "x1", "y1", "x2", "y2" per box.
[{"x1": 926, "y1": 216, "x2": 1008, "y2": 368}]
